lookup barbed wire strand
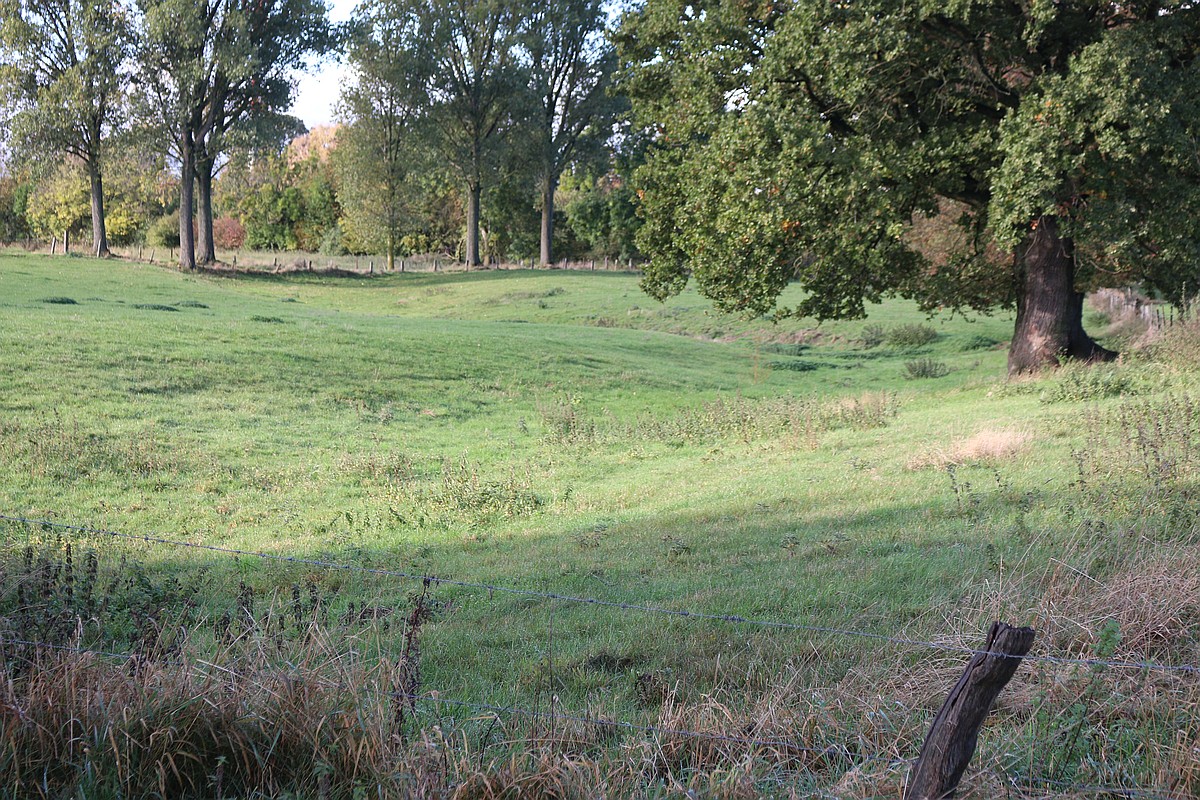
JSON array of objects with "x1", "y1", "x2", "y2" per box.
[
  {"x1": 3, "y1": 514, "x2": 1199, "y2": 676},
  {"x1": 0, "y1": 636, "x2": 1184, "y2": 799},
  {"x1": 396, "y1": 690, "x2": 913, "y2": 768},
  {"x1": 0, "y1": 636, "x2": 131, "y2": 661}
]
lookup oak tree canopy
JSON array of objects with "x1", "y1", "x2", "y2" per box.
[{"x1": 617, "y1": 0, "x2": 1200, "y2": 373}]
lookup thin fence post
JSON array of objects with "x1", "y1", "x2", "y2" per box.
[{"x1": 905, "y1": 621, "x2": 1035, "y2": 800}]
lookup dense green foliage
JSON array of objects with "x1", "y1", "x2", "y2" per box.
[{"x1": 0, "y1": 0, "x2": 634, "y2": 267}]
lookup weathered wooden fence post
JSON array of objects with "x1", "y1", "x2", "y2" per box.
[{"x1": 904, "y1": 621, "x2": 1036, "y2": 800}]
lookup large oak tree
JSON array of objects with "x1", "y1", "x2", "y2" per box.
[{"x1": 617, "y1": 0, "x2": 1200, "y2": 374}]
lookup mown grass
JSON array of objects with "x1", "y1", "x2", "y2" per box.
[{"x1": 1, "y1": 252, "x2": 1198, "y2": 798}]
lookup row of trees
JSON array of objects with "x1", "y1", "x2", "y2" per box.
[
  {"x1": 337, "y1": 0, "x2": 622, "y2": 269},
  {"x1": 0, "y1": 0, "x2": 628, "y2": 270}
]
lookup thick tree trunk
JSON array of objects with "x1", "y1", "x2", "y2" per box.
[
  {"x1": 195, "y1": 155, "x2": 216, "y2": 265},
  {"x1": 540, "y1": 177, "x2": 556, "y2": 267},
  {"x1": 1007, "y1": 215, "x2": 1117, "y2": 375},
  {"x1": 86, "y1": 160, "x2": 110, "y2": 258},
  {"x1": 179, "y1": 137, "x2": 197, "y2": 271},
  {"x1": 465, "y1": 181, "x2": 482, "y2": 267}
]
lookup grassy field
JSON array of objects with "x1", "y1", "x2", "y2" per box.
[{"x1": 1, "y1": 252, "x2": 1198, "y2": 798}]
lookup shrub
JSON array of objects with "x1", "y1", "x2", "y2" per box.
[
  {"x1": 887, "y1": 323, "x2": 939, "y2": 347},
  {"x1": 319, "y1": 223, "x2": 347, "y2": 256},
  {"x1": 958, "y1": 334, "x2": 1001, "y2": 351},
  {"x1": 1039, "y1": 362, "x2": 1136, "y2": 403},
  {"x1": 212, "y1": 216, "x2": 246, "y2": 249},
  {"x1": 904, "y1": 358, "x2": 950, "y2": 379},
  {"x1": 860, "y1": 324, "x2": 887, "y2": 348},
  {"x1": 145, "y1": 212, "x2": 180, "y2": 249},
  {"x1": 769, "y1": 359, "x2": 819, "y2": 372}
]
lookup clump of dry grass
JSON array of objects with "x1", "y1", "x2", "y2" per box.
[
  {"x1": 1037, "y1": 545, "x2": 1200, "y2": 663},
  {"x1": 1133, "y1": 315, "x2": 1200, "y2": 370},
  {"x1": 907, "y1": 427, "x2": 1033, "y2": 470},
  {"x1": 0, "y1": 640, "x2": 411, "y2": 799}
]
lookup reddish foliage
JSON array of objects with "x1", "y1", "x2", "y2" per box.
[{"x1": 213, "y1": 216, "x2": 247, "y2": 249}]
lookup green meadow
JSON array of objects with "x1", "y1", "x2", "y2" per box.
[{"x1": 1, "y1": 252, "x2": 1197, "y2": 798}]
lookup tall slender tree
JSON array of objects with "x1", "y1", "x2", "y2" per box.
[
  {"x1": 136, "y1": 0, "x2": 222, "y2": 270},
  {"x1": 421, "y1": 0, "x2": 523, "y2": 267},
  {"x1": 336, "y1": 0, "x2": 428, "y2": 271},
  {"x1": 523, "y1": 0, "x2": 619, "y2": 267},
  {"x1": 0, "y1": 0, "x2": 130, "y2": 256},
  {"x1": 193, "y1": 0, "x2": 332, "y2": 264}
]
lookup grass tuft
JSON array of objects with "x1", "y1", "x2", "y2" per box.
[{"x1": 904, "y1": 357, "x2": 950, "y2": 379}]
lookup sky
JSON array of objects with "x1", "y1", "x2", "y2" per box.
[{"x1": 288, "y1": 0, "x2": 357, "y2": 130}]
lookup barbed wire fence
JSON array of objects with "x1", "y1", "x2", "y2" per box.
[{"x1": 0, "y1": 513, "x2": 1194, "y2": 798}]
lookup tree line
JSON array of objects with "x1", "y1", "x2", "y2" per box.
[
  {"x1": 5, "y1": 0, "x2": 1200, "y2": 372},
  {"x1": 0, "y1": 0, "x2": 633, "y2": 270}
]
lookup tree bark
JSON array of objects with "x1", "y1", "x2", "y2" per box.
[
  {"x1": 1007, "y1": 215, "x2": 1117, "y2": 375},
  {"x1": 86, "y1": 159, "x2": 110, "y2": 258},
  {"x1": 466, "y1": 181, "x2": 482, "y2": 267},
  {"x1": 179, "y1": 136, "x2": 197, "y2": 271},
  {"x1": 195, "y1": 153, "x2": 216, "y2": 265},
  {"x1": 540, "y1": 177, "x2": 556, "y2": 268}
]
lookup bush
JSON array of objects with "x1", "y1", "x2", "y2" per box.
[
  {"x1": 860, "y1": 324, "x2": 887, "y2": 348},
  {"x1": 904, "y1": 358, "x2": 950, "y2": 379},
  {"x1": 319, "y1": 223, "x2": 347, "y2": 256},
  {"x1": 145, "y1": 212, "x2": 180, "y2": 249},
  {"x1": 212, "y1": 216, "x2": 246, "y2": 249},
  {"x1": 958, "y1": 333, "x2": 1001, "y2": 351},
  {"x1": 1039, "y1": 363, "x2": 1137, "y2": 403},
  {"x1": 887, "y1": 323, "x2": 940, "y2": 347}
]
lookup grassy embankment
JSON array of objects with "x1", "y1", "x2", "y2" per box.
[{"x1": 0, "y1": 252, "x2": 1197, "y2": 798}]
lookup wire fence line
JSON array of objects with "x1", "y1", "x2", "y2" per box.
[
  {"x1": 0, "y1": 636, "x2": 1178, "y2": 800},
  {"x1": 982, "y1": 770, "x2": 1185, "y2": 800},
  {"x1": 3, "y1": 514, "x2": 1200, "y2": 678},
  {"x1": 3, "y1": 514, "x2": 1198, "y2": 678},
  {"x1": 395, "y1": 691, "x2": 914, "y2": 767},
  {"x1": 0, "y1": 635, "x2": 904, "y2": 765}
]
